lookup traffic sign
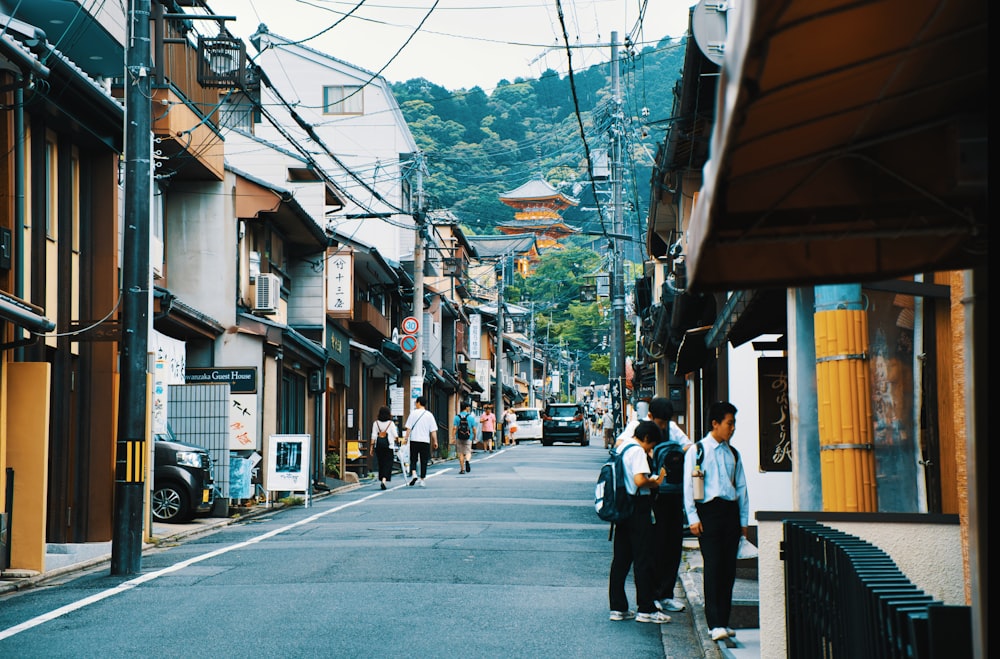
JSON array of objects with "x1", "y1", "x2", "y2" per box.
[
  {"x1": 400, "y1": 334, "x2": 419, "y2": 353},
  {"x1": 401, "y1": 316, "x2": 420, "y2": 334}
]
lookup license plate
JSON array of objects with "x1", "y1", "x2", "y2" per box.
[
  {"x1": 559, "y1": 421, "x2": 568, "y2": 426},
  {"x1": 202, "y1": 489, "x2": 210, "y2": 503}
]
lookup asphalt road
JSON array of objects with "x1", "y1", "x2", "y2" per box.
[{"x1": 0, "y1": 437, "x2": 704, "y2": 658}]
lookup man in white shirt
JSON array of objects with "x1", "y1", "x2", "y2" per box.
[{"x1": 403, "y1": 396, "x2": 438, "y2": 487}]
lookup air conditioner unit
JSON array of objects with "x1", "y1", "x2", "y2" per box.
[{"x1": 254, "y1": 273, "x2": 280, "y2": 313}]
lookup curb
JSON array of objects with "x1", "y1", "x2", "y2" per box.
[{"x1": 679, "y1": 551, "x2": 725, "y2": 659}]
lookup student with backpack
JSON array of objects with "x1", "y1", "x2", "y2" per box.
[
  {"x1": 453, "y1": 402, "x2": 478, "y2": 474},
  {"x1": 683, "y1": 400, "x2": 749, "y2": 642},
  {"x1": 606, "y1": 420, "x2": 672, "y2": 624},
  {"x1": 648, "y1": 397, "x2": 693, "y2": 613}
]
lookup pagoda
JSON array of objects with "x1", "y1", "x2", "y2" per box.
[{"x1": 497, "y1": 177, "x2": 579, "y2": 250}]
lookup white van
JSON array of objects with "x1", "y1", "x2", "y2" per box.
[{"x1": 511, "y1": 407, "x2": 543, "y2": 443}]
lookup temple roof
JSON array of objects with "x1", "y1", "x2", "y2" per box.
[
  {"x1": 467, "y1": 234, "x2": 538, "y2": 259},
  {"x1": 499, "y1": 177, "x2": 579, "y2": 206}
]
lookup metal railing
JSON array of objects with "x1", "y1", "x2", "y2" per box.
[{"x1": 783, "y1": 519, "x2": 971, "y2": 658}]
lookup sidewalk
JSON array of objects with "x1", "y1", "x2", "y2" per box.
[{"x1": 677, "y1": 537, "x2": 761, "y2": 659}]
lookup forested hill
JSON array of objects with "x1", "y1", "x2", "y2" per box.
[{"x1": 391, "y1": 36, "x2": 686, "y2": 241}]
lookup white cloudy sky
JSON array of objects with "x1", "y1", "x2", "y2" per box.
[{"x1": 207, "y1": 0, "x2": 695, "y2": 91}]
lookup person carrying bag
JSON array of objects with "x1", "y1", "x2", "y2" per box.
[{"x1": 370, "y1": 405, "x2": 399, "y2": 490}]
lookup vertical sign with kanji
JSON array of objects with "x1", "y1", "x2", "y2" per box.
[
  {"x1": 327, "y1": 251, "x2": 353, "y2": 313},
  {"x1": 469, "y1": 313, "x2": 481, "y2": 359}
]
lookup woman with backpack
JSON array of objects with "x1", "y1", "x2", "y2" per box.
[{"x1": 370, "y1": 405, "x2": 399, "y2": 490}]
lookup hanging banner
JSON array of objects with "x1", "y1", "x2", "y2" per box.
[
  {"x1": 151, "y1": 331, "x2": 186, "y2": 435},
  {"x1": 469, "y1": 313, "x2": 481, "y2": 359},
  {"x1": 757, "y1": 356, "x2": 791, "y2": 472},
  {"x1": 327, "y1": 251, "x2": 353, "y2": 314}
]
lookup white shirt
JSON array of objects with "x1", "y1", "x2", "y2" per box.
[
  {"x1": 404, "y1": 408, "x2": 438, "y2": 444},
  {"x1": 619, "y1": 438, "x2": 651, "y2": 496}
]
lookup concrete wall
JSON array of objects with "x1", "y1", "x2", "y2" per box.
[{"x1": 758, "y1": 512, "x2": 964, "y2": 658}]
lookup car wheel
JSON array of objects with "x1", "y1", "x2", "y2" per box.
[{"x1": 152, "y1": 481, "x2": 192, "y2": 523}]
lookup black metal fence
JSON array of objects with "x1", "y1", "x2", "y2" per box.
[{"x1": 783, "y1": 519, "x2": 971, "y2": 658}]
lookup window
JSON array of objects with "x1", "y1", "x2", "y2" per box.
[
  {"x1": 323, "y1": 85, "x2": 363, "y2": 115},
  {"x1": 45, "y1": 138, "x2": 57, "y2": 240}
]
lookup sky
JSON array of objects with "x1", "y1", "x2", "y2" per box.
[{"x1": 206, "y1": 0, "x2": 696, "y2": 91}]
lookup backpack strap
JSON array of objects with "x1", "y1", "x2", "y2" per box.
[{"x1": 696, "y1": 440, "x2": 739, "y2": 485}]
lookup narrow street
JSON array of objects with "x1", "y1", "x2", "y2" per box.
[{"x1": 0, "y1": 440, "x2": 705, "y2": 658}]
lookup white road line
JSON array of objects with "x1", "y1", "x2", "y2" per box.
[{"x1": 0, "y1": 490, "x2": 386, "y2": 640}]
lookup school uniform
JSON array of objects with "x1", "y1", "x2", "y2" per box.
[
  {"x1": 608, "y1": 439, "x2": 658, "y2": 615},
  {"x1": 683, "y1": 435, "x2": 749, "y2": 631}
]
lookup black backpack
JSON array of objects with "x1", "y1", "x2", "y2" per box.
[
  {"x1": 595, "y1": 444, "x2": 642, "y2": 536},
  {"x1": 456, "y1": 413, "x2": 471, "y2": 441},
  {"x1": 651, "y1": 440, "x2": 686, "y2": 493}
]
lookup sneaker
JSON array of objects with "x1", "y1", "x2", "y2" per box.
[
  {"x1": 654, "y1": 598, "x2": 686, "y2": 612},
  {"x1": 418, "y1": 479, "x2": 426, "y2": 487},
  {"x1": 608, "y1": 610, "x2": 635, "y2": 621},
  {"x1": 380, "y1": 481, "x2": 386, "y2": 490},
  {"x1": 636, "y1": 611, "x2": 671, "y2": 624},
  {"x1": 710, "y1": 627, "x2": 730, "y2": 641},
  {"x1": 726, "y1": 628, "x2": 736, "y2": 637},
  {"x1": 409, "y1": 477, "x2": 418, "y2": 486}
]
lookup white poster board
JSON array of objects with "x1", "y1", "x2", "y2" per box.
[{"x1": 264, "y1": 434, "x2": 311, "y2": 493}]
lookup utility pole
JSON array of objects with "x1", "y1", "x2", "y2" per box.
[
  {"x1": 411, "y1": 152, "x2": 425, "y2": 408},
  {"x1": 493, "y1": 254, "x2": 505, "y2": 430},
  {"x1": 608, "y1": 31, "x2": 627, "y2": 435},
  {"x1": 528, "y1": 300, "x2": 535, "y2": 407},
  {"x1": 112, "y1": 0, "x2": 153, "y2": 575}
]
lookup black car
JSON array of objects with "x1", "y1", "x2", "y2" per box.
[
  {"x1": 541, "y1": 403, "x2": 588, "y2": 446},
  {"x1": 152, "y1": 435, "x2": 215, "y2": 523}
]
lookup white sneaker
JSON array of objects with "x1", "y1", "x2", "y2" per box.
[
  {"x1": 710, "y1": 627, "x2": 730, "y2": 641},
  {"x1": 608, "y1": 610, "x2": 635, "y2": 621},
  {"x1": 654, "y1": 597, "x2": 686, "y2": 612},
  {"x1": 418, "y1": 479, "x2": 426, "y2": 487},
  {"x1": 636, "y1": 611, "x2": 671, "y2": 624},
  {"x1": 726, "y1": 627, "x2": 736, "y2": 637}
]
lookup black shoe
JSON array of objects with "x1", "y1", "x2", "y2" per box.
[
  {"x1": 466, "y1": 461, "x2": 471, "y2": 472},
  {"x1": 380, "y1": 481, "x2": 387, "y2": 490},
  {"x1": 409, "y1": 477, "x2": 418, "y2": 486}
]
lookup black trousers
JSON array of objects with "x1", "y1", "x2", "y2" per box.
[
  {"x1": 374, "y1": 444, "x2": 394, "y2": 481},
  {"x1": 695, "y1": 498, "x2": 741, "y2": 629},
  {"x1": 651, "y1": 490, "x2": 685, "y2": 603},
  {"x1": 410, "y1": 441, "x2": 431, "y2": 478},
  {"x1": 608, "y1": 495, "x2": 657, "y2": 614}
]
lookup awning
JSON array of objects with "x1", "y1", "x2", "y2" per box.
[
  {"x1": 673, "y1": 326, "x2": 712, "y2": 376},
  {"x1": 686, "y1": 0, "x2": 988, "y2": 292},
  {"x1": 350, "y1": 340, "x2": 400, "y2": 381},
  {"x1": 706, "y1": 289, "x2": 787, "y2": 350}
]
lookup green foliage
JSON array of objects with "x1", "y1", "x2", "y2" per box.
[
  {"x1": 391, "y1": 40, "x2": 684, "y2": 236},
  {"x1": 324, "y1": 452, "x2": 340, "y2": 478},
  {"x1": 279, "y1": 495, "x2": 304, "y2": 506}
]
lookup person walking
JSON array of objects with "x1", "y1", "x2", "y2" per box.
[
  {"x1": 683, "y1": 400, "x2": 749, "y2": 642},
  {"x1": 602, "y1": 408, "x2": 615, "y2": 449},
  {"x1": 479, "y1": 405, "x2": 496, "y2": 452},
  {"x1": 369, "y1": 406, "x2": 399, "y2": 490},
  {"x1": 453, "y1": 402, "x2": 478, "y2": 474},
  {"x1": 504, "y1": 408, "x2": 517, "y2": 446},
  {"x1": 608, "y1": 420, "x2": 671, "y2": 624},
  {"x1": 647, "y1": 397, "x2": 693, "y2": 613},
  {"x1": 402, "y1": 396, "x2": 438, "y2": 487}
]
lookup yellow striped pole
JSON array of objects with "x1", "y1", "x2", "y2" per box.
[{"x1": 815, "y1": 307, "x2": 877, "y2": 512}]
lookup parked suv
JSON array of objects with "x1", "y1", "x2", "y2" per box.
[
  {"x1": 152, "y1": 433, "x2": 215, "y2": 523},
  {"x1": 541, "y1": 403, "x2": 588, "y2": 446},
  {"x1": 511, "y1": 407, "x2": 543, "y2": 443}
]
